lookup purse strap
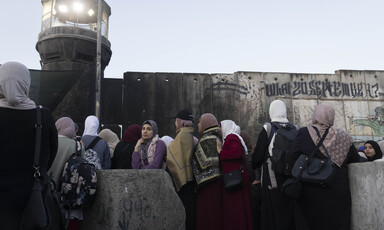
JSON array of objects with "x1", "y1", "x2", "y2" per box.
[
  {"x1": 33, "y1": 106, "x2": 42, "y2": 180},
  {"x1": 308, "y1": 126, "x2": 329, "y2": 159},
  {"x1": 312, "y1": 126, "x2": 331, "y2": 159}
]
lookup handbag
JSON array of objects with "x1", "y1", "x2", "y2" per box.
[
  {"x1": 223, "y1": 167, "x2": 243, "y2": 193},
  {"x1": 292, "y1": 127, "x2": 334, "y2": 187},
  {"x1": 20, "y1": 106, "x2": 66, "y2": 230}
]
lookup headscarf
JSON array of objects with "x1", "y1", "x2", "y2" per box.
[
  {"x1": 220, "y1": 120, "x2": 248, "y2": 155},
  {"x1": 0, "y1": 62, "x2": 35, "y2": 110},
  {"x1": 139, "y1": 120, "x2": 159, "y2": 164},
  {"x1": 161, "y1": 135, "x2": 174, "y2": 146},
  {"x1": 176, "y1": 118, "x2": 193, "y2": 129},
  {"x1": 307, "y1": 104, "x2": 353, "y2": 167},
  {"x1": 82, "y1": 115, "x2": 99, "y2": 136},
  {"x1": 55, "y1": 117, "x2": 76, "y2": 139},
  {"x1": 269, "y1": 100, "x2": 289, "y2": 123},
  {"x1": 364, "y1": 140, "x2": 383, "y2": 161},
  {"x1": 122, "y1": 124, "x2": 142, "y2": 143},
  {"x1": 99, "y1": 129, "x2": 120, "y2": 158},
  {"x1": 199, "y1": 113, "x2": 219, "y2": 132}
]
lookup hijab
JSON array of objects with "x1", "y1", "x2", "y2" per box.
[
  {"x1": 0, "y1": 62, "x2": 35, "y2": 110},
  {"x1": 364, "y1": 140, "x2": 383, "y2": 161},
  {"x1": 220, "y1": 120, "x2": 248, "y2": 155},
  {"x1": 161, "y1": 135, "x2": 174, "y2": 146},
  {"x1": 82, "y1": 115, "x2": 99, "y2": 136},
  {"x1": 99, "y1": 129, "x2": 120, "y2": 158},
  {"x1": 55, "y1": 117, "x2": 76, "y2": 139},
  {"x1": 122, "y1": 124, "x2": 142, "y2": 143},
  {"x1": 308, "y1": 104, "x2": 353, "y2": 167},
  {"x1": 140, "y1": 120, "x2": 158, "y2": 154},
  {"x1": 269, "y1": 100, "x2": 289, "y2": 123},
  {"x1": 199, "y1": 113, "x2": 219, "y2": 132}
]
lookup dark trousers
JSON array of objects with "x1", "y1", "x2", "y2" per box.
[{"x1": 177, "y1": 181, "x2": 196, "y2": 230}]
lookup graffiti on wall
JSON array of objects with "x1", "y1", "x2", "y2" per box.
[
  {"x1": 118, "y1": 190, "x2": 155, "y2": 230},
  {"x1": 266, "y1": 80, "x2": 379, "y2": 98},
  {"x1": 353, "y1": 106, "x2": 384, "y2": 136}
]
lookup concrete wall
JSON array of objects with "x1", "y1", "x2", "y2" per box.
[
  {"x1": 349, "y1": 161, "x2": 384, "y2": 230},
  {"x1": 123, "y1": 70, "x2": 384, "y2": 144},
  {"x1": 79, "y1": 164, "x2": 382, "y2": 230},
  {"x1": 81, "y1": 170, "x2": 185, "y2": 230}
]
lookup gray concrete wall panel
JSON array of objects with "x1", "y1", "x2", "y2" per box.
[
  {"x1": 122, "y1": 70, "x2": 384, "y2": 144},
  {"x1": 81, "y1": 169, "x2": 185, "y2": 230},
  {"x1": 349, "y1": 161, "x2": 384, "y2": 230}
]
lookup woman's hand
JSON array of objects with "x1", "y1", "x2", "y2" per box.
[
  {"x1": 216, "y1": 139, "x2": 222, "y2": 153},
  {"x1": 134, "y1": 138, "x2": 145, "y2": 152}
]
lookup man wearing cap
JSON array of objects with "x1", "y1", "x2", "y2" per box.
[{"x1": 166, "y1": 109, "x2": 196, "y2": 230}]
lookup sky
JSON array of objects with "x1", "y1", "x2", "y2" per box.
[{"x1": 1, "y1": 0, "x2": 383, "y2": 78}]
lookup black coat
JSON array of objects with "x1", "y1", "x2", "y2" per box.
[
  {"x1": 252, "y1": 126, "x2": 296, "y2": 230},
  {"x1": 288, "y1": 127, "x2": 361, "y2": 230},
  {"x1": 111, "y1": 141, "x2": 137, "y2": 169},
  {"x1": 0, "y1": 107, "x2": 58, "y2": 230}
]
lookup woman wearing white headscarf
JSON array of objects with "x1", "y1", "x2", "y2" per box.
[
  {"x1": 0, "y1": 62, "x2": 58, "y2": 229},
  {"x1": 217, "y1": 120, "x2": 253, "y2": 230},
  {"x1": 288, "y1": 104, "x2": 361, "y2": 230},
  {"x1": 81, "y1": 115, "x2": 111, "y2": 169},
  {"x1": 252, "y1": 99, "x2": 298, "y2": 230}
]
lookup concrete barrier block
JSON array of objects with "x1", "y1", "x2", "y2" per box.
[
  {"x1": 349, "y1": 161, "x2": 384, "y2": 230},
  {"x1": 81, "y1": 169, "x2": 185, "y2": 230}
]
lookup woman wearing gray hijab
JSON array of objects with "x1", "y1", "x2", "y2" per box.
[
  {"x1": 132, "y1": 120, "x2": 166, "y2": 169},
  {"x1": 0, "y1": 62, "x2": 58, "y2": 229}
]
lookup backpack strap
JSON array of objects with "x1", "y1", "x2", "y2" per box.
[
  {"x1": 261, "y1": 122, "x2": 279, "y2": 190},
  {"x1": 74, "y1": 140, "x2": 82, "y2": 156},
  {"x1": 86, "y1": 136, "x2": 101, "y2": 150},
  {"x1": 267, "y1": 122, "x2": 276, "y2": 146}
]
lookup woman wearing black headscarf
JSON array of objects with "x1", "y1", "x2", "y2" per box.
[
  {"x1": 364, "y1": 140, "x2": 383, "y2": 161},
  {"x1": 0, "y1": 62, "x2": 58, "y2": 229}
]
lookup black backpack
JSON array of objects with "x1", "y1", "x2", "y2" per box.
[
  {"x1": 60, "y1": 142, "x2": 98, "y2": 209},
  {"x1": 267, "y1": 122, "x2": 298, "y2": 176}
]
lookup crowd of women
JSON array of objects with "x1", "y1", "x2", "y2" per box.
[{"x1": 1, "y1": 61, "x2": 383, "y2": 230}]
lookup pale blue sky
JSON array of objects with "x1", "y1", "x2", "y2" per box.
[{"x1": 1, "y1": 0, "x2": 383, "y2": 78}]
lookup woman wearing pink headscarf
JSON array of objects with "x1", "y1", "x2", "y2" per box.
[
  {"x1": 48, "y1": 117, "x2": 83, "y2": 186},
  {"x1": 192, "y1": 113, "x2": 223, "y2": 230},
  {"x1": 288, "y1": 104, "x2": 361, "y2": 230},
  {"x1": 48, "y1": 116, "x2": 85, "y2": 230}
]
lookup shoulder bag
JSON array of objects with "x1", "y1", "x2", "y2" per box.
[
  {"x1": 223, "y1": 167, "x2": 244, "y2": 192},
  {"x1": 20, "y1": 106, "x2": 66, "y2": 230},
  {"x1": 223, "y1": 151, "x2": 245, "y2": 193},
  {"x1": 292, "y1": 127, "x2": 334, "y2": 187}
]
